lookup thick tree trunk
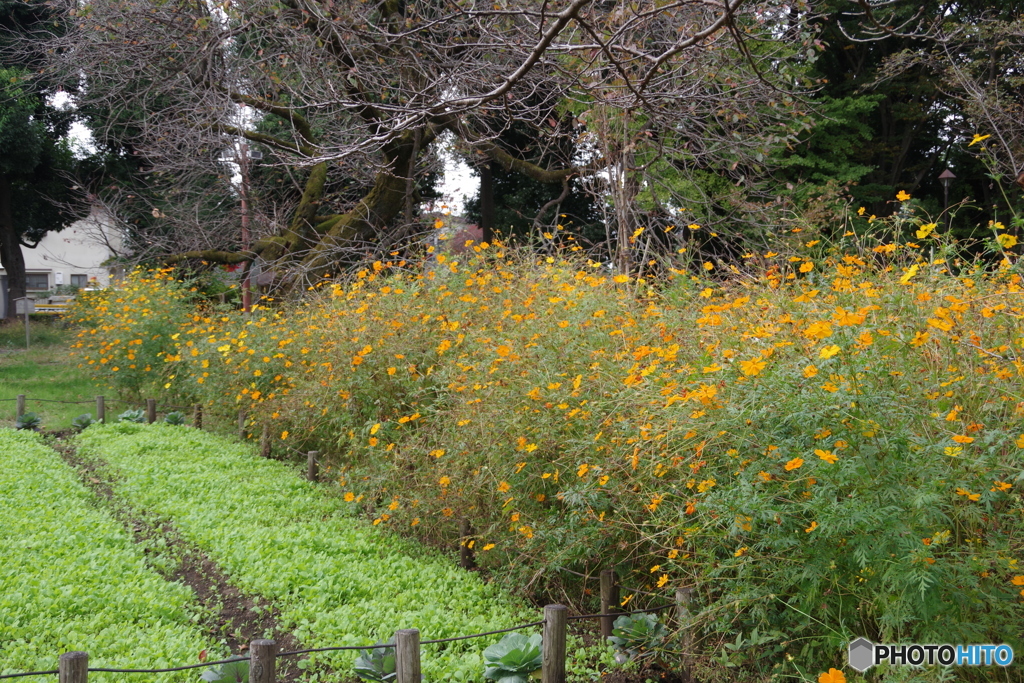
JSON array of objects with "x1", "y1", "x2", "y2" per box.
[
  {"x1": 285, "y1": 161, "x2": 328, "y2": 254},
  {"x1": 301, "y1": 127, "x2": 443, "y2": 273},
  {"x1": 0, "y1": 174, "x2": 28, "y2": 320}
]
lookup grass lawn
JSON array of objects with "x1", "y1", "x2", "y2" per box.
[{"x1": 0, "y1": 317, "x2": 103, "y2": 430}]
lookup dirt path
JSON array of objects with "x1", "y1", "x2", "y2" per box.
[{"x1": 48, "y1": 434, "x2": 307, "y2": 682}]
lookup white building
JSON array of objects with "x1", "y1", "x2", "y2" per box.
[{"x1": 0, "y1": 206, "x2": 124, "y2": 317}]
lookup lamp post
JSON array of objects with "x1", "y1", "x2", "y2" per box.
[{"x1": 938, "y1": 169, "x2": 955, "y2": 234}]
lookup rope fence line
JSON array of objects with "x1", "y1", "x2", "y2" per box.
[
  {"x1": 0, "y1": 600, "x2": 680, "y2": 680},
  {"x1": 0, "y1": 398, "x2": 97, "y2": 405}
]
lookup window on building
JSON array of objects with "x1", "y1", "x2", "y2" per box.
[
  {"x1": 71, "y1": 274, "x2": 88, "y2": 288},
  {"x1": 25, "y1": 273, "x2": 49, "y2": 290}
]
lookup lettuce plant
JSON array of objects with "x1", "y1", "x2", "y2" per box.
[
  {"x1": 482, "y1": 633, "x2": 542, "y2": 683},
  {"x1": 200, "y1": 656, "x2": 248, "y2": 683},
  {"x1": 607, "y1": 613, "x2": 667, "y2": 660},
  {"x1": 163, "y1": 411, "x2": 187, "y2": 426},
  {"x1": 15, "y1": 412, "x2": 41, "y2": 430},
  {"x1": 72, "y1": 413, "x2": 94, "y2": 431},
  {"x1": 353, "y1": 641, "x2": 395, "y2": 683},
  {"x1": 118, "y1": 408, "x2": 146, "y2": 423}
]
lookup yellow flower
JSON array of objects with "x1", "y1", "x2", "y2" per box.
[
  {"x1": 482, "y1": 543, "x2": 495, "y2": 551},
  {"x1": 439, "y1": 476, "x2": 451, "y2": 487},
  {"x1": 1011, "y1": 575, "x2": 1024, "y2": 586},
  {"x1": 896, "y1": 190, "x2": 911, "y2": 201},
  {"x1": 784, "y1": 457, "x2": 804, "y2": 471},
  {"x1": 968, "y1": 133, "x2": 991, "y2": 146},
  {"x1": 703, "y1": 261, "x2": 714, "y2": 271},
  {"x1": 899, "y1": 263, "x2": 920, "y2": 284},
  {"x1": 577, "y1": 463, "x2": 590, "y2": 478},
  {"x1": 818, "y1": 669, "x2": 846, "y2": 683},
  {"x1": 805, "y1": 521, "x2": 818, "y2": 533},
  {"x1": 996, "y1": 233, "x2": 1018, "y2": 249},
  {"x1": 916, "y1": 223, "x2": 936, "y2": 239},
  {"x1": 803, "y1": 365, "x2": 819, "y2": 378},
  {"x1": 656, "y1": 574, "x2": 669, "y2": 588},
  {"x1": 951, "y1": 434, "x2": 974, "y2": 444},
  {"x1": 815, "y1": 449, "x2": 837, "y2": 464},
  {"x1": 819, "y1": 345, "x2": 841, "y2": 359},
  {"x1": 280, "y1": 430, "x2": 289, "y2": 440},
  {"x1": 612, "y1": 274, "x2": 630, "y2": 283},
  {"x1": 739, "y1": 357, "x2": 767, "y2": 377},
  {"x1": 734, "y1": 546, "x2": 748, "y2": 557},
  {"x1": 804, "y1": 321, "x2": 832, "y2": 340}
]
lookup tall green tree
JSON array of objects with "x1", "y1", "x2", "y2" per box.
[{"x1": 1, "y1": 1, "x2": 79, "y2": 319}]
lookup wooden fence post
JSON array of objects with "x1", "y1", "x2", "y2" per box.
[
  {"x1": 58, "y1": 651, "x2": 88, "y2": 683},
  {"x1": 542, "y1": 604, "x2": 567, "y2": 683},
  {"x1": 146, "y1": 399, "x2": 157, "y2": 423},
  {"x1": 96, "y1": 395, "x2": 105, "y2": 424},
  {"x1": 395, "y1": 629, "x2": 421, "y2": 683},
  {"x1": 250, "y1": 639, "x2": 277, "y2": 683},
  {"x1": 600, "y1": 569, "x2": 620, "y2": 640},
  {"x1": 238, "y1": 411, "x2": 247, "y2": 440},
  {"x1": 193, "y1": 404, "x2": 203, "y2": 429},
  {"x1": 307, "y1": 451, "x2": 319, "y2": 482},
  {"x1": 260, "y1": 425, "x2": 271, "y2": 458},
  {"x1": 459, "y1": 518, "x2": 475, "y2": 569},
  {"x1": 16, "y1": 394, "x2": 25, "y2": 419}
]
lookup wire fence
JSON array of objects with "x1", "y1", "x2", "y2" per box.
[{"x1": 0, "y1": 600, "x2": 679, "y2": 680}]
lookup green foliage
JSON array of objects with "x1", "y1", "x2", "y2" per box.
[
  {"x1": 72, "y1": 413, "x2": 95, "y2": 432},
  {"x1": 482, "y1": 633, "x2": 542, "y2": 683},
  {"x1": 74, "y1": 424, "x2": 538, "y2": 682},
  {"x1": 118, "y1": 409, "x2": 146, "y2": 423},
  {"x1": 607, "y1": 614, "x2": 667, "y2": 660},
  {"x1": 15, "y1": 412, "x2": 41, "y2": 430},
  {"x1": 0, "y1": 429, "x2": 214, "y2": 680},
  {"x1": 353, "y1": 642, "x2": 396, "y2": 683},
  {"x1": 163, "y1": 411, "x2": 187, "y2": 426},
  {"x1": 199, "y1": 656, "x2": 248, "y2": 683}
]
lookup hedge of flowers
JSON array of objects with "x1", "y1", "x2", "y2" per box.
[{"x1": 69, "y1": 218, "x2": 1024, "y2": 678}]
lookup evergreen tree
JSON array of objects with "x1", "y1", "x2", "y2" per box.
[{"x1": 1, "y1": 1, "x2": 80, "y2": 318}]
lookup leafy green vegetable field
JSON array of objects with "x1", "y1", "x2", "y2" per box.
[
  {"x1": 0, "y1": 429, "x2": 213, "y2": 681},
  {"x1": 75, "y1": 423, "x2": 539, "y2": 682}
]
